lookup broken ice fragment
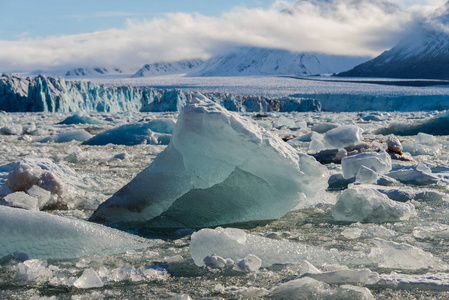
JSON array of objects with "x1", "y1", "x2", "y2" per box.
[
  {"x1": 386, "y1": 135, "x2": 402, "y2": 154},
  {"x1": 203, "y1": 254, "x2": 234, "y2": 269},
  {"x1": 341, "y1": 151, "x2": 392, "y2": 179},
  {"x1": 73, "y1": 268, "x2": 103, "y2": 289},
  {"x1": 235, "y1": 254, "x2": 262, "y2": 272},
  {"x1": 368, "y1": 239, "x2": 447, "y2": 270},
  {"x1": 2, "y1": 192, "x2": 39, "y2": 211},
  {"x1": 323, "y1": 125, "x2": 363, "y2": 149},
  {"x1": 331, "y1": 186, "x2": 416, "y2": 223},
  {"x1": 90, "y1": 95, "x2": 328, "y2": 228}
]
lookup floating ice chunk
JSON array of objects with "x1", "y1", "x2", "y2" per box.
[
  {"x1": 90, "y1": 95, "x2": 328, "y2": 228},
  {"x1": 40, "y1": 129, "x2": 92, "y2": 143},
  {"x1": 300, "y1": 260, "x2": 321, "y2": 276},
  {"x1": 368, "y1": 239, "x2": 447, "y2": 270},
  {"x1": 413, "y1": 223, "x2": 449, "y2": 240},
  {"x1": 0, "y1": 124, "x2": 23, "y2": 135},
  {"x1": 355, "y1": 165, "x2": 379, "y2": 184},
  {"x1": 402, "y1": 142, "x2": 441, "y2": 156},
  {"x1": 189, "y1": 227, "x2": 342, "y2": 268},
  {"x1": 269, "y1": 277, "x2": 332, "y2": 299},
  {"x1": 83, "y1": 121, "x2": 172, "y2": 146},
  {"x1": 3, "y1": 191, "x2": 39, "y2": 211},
  {"x1": 301, "y1": 266, "x2": 372, "y2": 284},
  {"x1": 26, "y1": 185, "x2": 52, "y2": 209},
  {"x1": 235, "y1": 254, "x2": 262, "y2": 272},
  {"x1": 341, "y1": 151, "x2": 392, "y2": 179},
  {"x1": 269, "y1": 277, "x2": 374, "y2": 300},
  {"x1": 0, "y1": 206, "x2": 157, "y2": 259},
  {"x1": 14, "y1": 259, "x2": 53, "y2": 285},
  {"x1": 387, "y1": 166, "x2": 439, "y2": 185},
  {"x1": 336, "y1": 285, "x2": 374, "y2": 300},
  {"x1": 73, "y1": 268, "x2": 103, "y2": 289},
  {"x1": 324, "y1": 125, "x2": 363, "y2": 149},
  {"x1": 416, "y1": 132, "x2": 437, "y2": 144},
  {"x1": 203, "y1": 254, "x2": 234, "y2": 270},
  {"x1": 6, "y1": 163, "x2": 65, "y2": 196},
  {"x1": 331, "y1": 186, "x2": 416, "y2": 223},
  {"x1": 58, "y1": 113, "x2": 103, "y2": 125},
  {"x1": 113, "y1": 152, "x2": 131, "y2": 160},
  {"x1": 369, "y1": 272, "x2": 449, "y2": 290},
  {"x1": 386, "y1": 135, "x2": 402, "y2": 154}
]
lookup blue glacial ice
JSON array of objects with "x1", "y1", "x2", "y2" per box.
[
  {"x1": 83, "y1": 118, "x2": 175, "y2": 146},
  {"x1": 89, "y1": 95, "x2": 329, "y2": 228},
  {"x1": 0, "y1": 205, "x2": 158, "y2": 260},
  {"x1": 0, "y1": 74, "x2": 320, "y2": 113},
  {"x1": 58, "y1": 113, "x2": 103, "y2": 125}
]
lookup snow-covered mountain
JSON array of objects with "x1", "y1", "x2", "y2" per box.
[
  {"x1": 338, "y1": 3, "x2": 449, "y2": 79},
  {"x1": 65, "y1": 67, "x2": 126, "y2": 77},
  {"x1": 28, "y1": 66, "x2": 138, "y2": 78},
  {"x1": 131, "y1": 59, "x2": 204, "y2": 77},
  {"x1": 189, "y1": 47, "x2": 369, "y2": 77}
]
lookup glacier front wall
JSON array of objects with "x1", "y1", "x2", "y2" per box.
[
  {"x1": 0, "y1": 74, "x2": 320, "y2": 113},
  {"x1": 3, "y1": 74, "x2": 449, "y2": 113}
]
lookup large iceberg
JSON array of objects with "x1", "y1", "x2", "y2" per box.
[
  {"x1": 90, "y1": 95, "x2": 329, "y2": 228},
  {"x1": 0, "y1": 206, "x2": 157, "y2": 260}
]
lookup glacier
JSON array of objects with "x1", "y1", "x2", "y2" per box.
[
  {"x1": 89, "y1": 95, "x2": 329, "y2": 228},
  {"x1": 0, "y1": 74, "x2": 321, "y2": 113},
  {"x1": 5, "y1": 73, "x2": 449, "y2": 114}
]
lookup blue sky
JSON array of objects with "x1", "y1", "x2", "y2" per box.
[
  {"x1": 0, "y1": 0, "x2": 274, "y2": 40},
  {"x1": 0, "y1": 0, "x2": 446, "y2": 73}
]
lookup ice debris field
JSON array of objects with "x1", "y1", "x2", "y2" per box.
[{"x1": 3, "y1": 75, "x2": 449, "y2": 298}]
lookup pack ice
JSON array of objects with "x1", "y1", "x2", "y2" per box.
[
  {"x1": 0, "y1": 206, "x2": 156, "y2": 260},
  {"x1": 90, "y1": 95, "x2": 329, "y2": 228}
]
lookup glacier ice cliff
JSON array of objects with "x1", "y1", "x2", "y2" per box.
[
  {"x1": 89, "y1": 95, "x2": 329, "y2": 228},
  {"x1": 0, "y1": 206, "x2": 157, "y2": 260},
  {"x1": 0, "y1": 74, "x2": 320, "y2": 113}
]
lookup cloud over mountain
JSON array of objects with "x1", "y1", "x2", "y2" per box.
[{"x1": 0, "y1": 0, "x2": 435, "y2": 73}]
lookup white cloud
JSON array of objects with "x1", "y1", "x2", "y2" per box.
[{"x1": 0, "y1": 0, "x2": 439, "y2": 73}]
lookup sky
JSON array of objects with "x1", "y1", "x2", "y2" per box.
[{"x1": 0, "y1": 0, "x2": 447, "y2": 73}]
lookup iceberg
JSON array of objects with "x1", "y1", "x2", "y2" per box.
[
  {"x1": 83, "y1": 119, "x2": 175, "y2": 146},
  {"x1": 0, "y1": 206, "x2": 157, "y2": 260},
  {"x1": 90, "y1": 95, "x2": 328, "y2": 228},
  {"x1": 58, "y1": 113, "x2": 103, "y2": 125}
]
